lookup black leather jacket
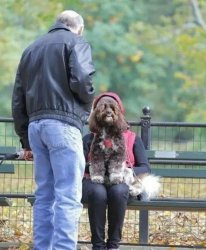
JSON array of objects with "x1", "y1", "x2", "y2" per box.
[{"x1": 12, "y1": 22, "x2": 95, "y2": 149}]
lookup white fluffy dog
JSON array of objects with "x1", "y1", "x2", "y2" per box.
[{"x1": 123, "y1": 166, "x2": 161, "y2": 201}]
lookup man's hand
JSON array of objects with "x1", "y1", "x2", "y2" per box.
[{"x1": 23, "y1": 149, "x2": 33, "y2": 161}]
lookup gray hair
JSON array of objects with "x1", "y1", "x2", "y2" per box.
[{"x1": 56, "y1": 10, "x2": 84, "y2": 32}]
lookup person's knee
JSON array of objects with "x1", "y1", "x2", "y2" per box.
[
  {"x1": 108, "y1": 183, "x2": 129, "y2": 202},
  {"x1": 88, "y1": 184, "x2": 107, "y2": 204}
]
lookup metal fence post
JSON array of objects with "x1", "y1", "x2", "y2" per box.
[
  {"x1": 140, "y1": 106, "x2": 151, "y2": 149},
  {"x1": 139, "y1": 106, "x2": 151, "y2": 244}
]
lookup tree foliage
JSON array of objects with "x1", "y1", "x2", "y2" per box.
[{"x1": 0, "y1": 0, "x2": 206, "y2": 122}]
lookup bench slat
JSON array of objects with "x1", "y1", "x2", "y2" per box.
[
  {"x1": 150, "y1": 159, "x2": 206, "y2": 165},
  {"x1": 28, "y1": 196, "x2": 206, "y2": 211},
  {"x1": 0, "y1": 164, "x2": 15, "y2": 174},
  {"x1": 0, "y1": 146, "x2": 16, "y2": 154},
  {"x1": 127, "y1": 199, "x2": 206, "y2": 211},
  {"x1": 151, "y1": 167, "x2": 206, "y2": 178},
  {"x1": 0, "y1": 197, "x2": 12, "y2": 206},
  {"x1": 147, "y1": 150, "x2": 206, "y2": 160}
]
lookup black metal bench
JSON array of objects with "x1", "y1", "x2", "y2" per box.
[
  {"x1": 26, "y1": 149, "x2": 206, "y2": 244},
  {"x1": 1, "y1": 146, "x2": 206, "y2": 245},
  {"x1": 132, "y1": 150, "x2": 206, "y2": 244}
]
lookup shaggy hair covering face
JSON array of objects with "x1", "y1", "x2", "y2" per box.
[{"x1": 88, "y1": 96, "x2": 128, "y2": 184}]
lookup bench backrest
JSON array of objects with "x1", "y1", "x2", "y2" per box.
[
  {"x1": 0, "y1": 146, "x2": 16, "y2": 174},
  {"x1": 147, "y1": 150, "x2": 206, "y2": 179},
  {"x1": 1, "y1": 148, "x2": 206, "y2": 177}
]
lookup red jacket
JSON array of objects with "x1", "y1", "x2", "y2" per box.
[
  {"x1": 123, "y1": 129, "x2": 136, "y2": 167},
  {"x1": 83, "y1": 130, "x2": 150, "y2": 177}
]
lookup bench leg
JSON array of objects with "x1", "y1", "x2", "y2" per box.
[{"x1": 139, "y1": 210, "x2": 149, "y2": 244}]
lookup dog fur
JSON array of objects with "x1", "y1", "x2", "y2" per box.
[
  {"x1": 88, "y1": 95, "x2": 160, "y2": 200},
  {"x1": 88, "y1": 96, "x2": 128, "y2": 184},
  {"x1": 123, "y1": 167, "x2": 160, "y2": 200}
]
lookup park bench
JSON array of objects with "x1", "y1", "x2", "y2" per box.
[
  {"x1": 1, "y1": 146, "x2": 206, "y2": 244},
  {"x1": 130, "y1": 150, "x2": 206, "y2": 210},
  {"x1": 0, "y1": 147, "x2": 203, "y2": 245},
  {"x1": 0, "y1": 146, "x2": 17, "y2": 206},
  {"x1": 129, "y1": 150, "x2": 206, "y2": 244}
]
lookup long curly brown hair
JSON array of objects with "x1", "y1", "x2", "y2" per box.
[{"x1": 88, "y1": 96, "x2": 128, "y2": 134}]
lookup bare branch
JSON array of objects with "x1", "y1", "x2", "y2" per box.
[
  {"x1": 150, "y1": 0, "x2": 206, "y2": 45},
  {"x1": 190, "y1": 0, "x2": 206, "y2": 31}
]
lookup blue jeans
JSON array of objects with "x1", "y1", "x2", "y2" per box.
[{"x1": 28, "y1": 119, "x2": 85, "y2": 250}]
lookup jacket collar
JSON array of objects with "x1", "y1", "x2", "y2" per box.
[{"x1": 48, "y1": 21, "x2": 71, "y2": 33}]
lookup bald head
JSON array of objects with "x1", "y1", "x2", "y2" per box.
[{"x1": 56, "y1": 10, "x2": 84, "y2": 35}]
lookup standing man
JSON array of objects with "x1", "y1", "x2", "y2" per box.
[{"x1": 12, "y1": 10, "x2": 95, "y2": 250}]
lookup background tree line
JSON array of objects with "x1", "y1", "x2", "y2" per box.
[{"x1": 0, "y1": 0, "x2": 206, "y2": 122}]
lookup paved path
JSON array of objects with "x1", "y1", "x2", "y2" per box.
[
  {"x1": 78, "y1": 244, "x2": 203, "y2": 250},
  {"x1": 0, "y1": 242, "x2": 203, "y2": 249}
]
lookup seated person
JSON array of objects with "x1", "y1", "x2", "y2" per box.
[{"x1": 81, "y1": 92, "x2": 151, "y2": 250}]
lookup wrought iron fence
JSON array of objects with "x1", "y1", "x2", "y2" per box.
[{"x1": 0, "y1": 108, "x2": 206, "y2": 248}]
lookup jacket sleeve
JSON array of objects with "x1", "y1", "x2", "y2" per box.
[
  {"x1": 12, "y1": 64, "x2": 30, "y2": 149},
  {"x1": 68, "y1": 41, "x2": 95, "y2": 104},
  {"x1": 83, "y1": 133, "x2": 94, "y2": 159},
  {"x1": 133, "y1": 136, "x2": 151, "y2": 175},
  {"x1": 83, "y1": 133, "x2": 94, "y2": 174}
]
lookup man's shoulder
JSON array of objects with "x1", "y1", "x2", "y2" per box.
[{"x1": 22, "y1": 34, "x2": 47, "y2": 54}]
